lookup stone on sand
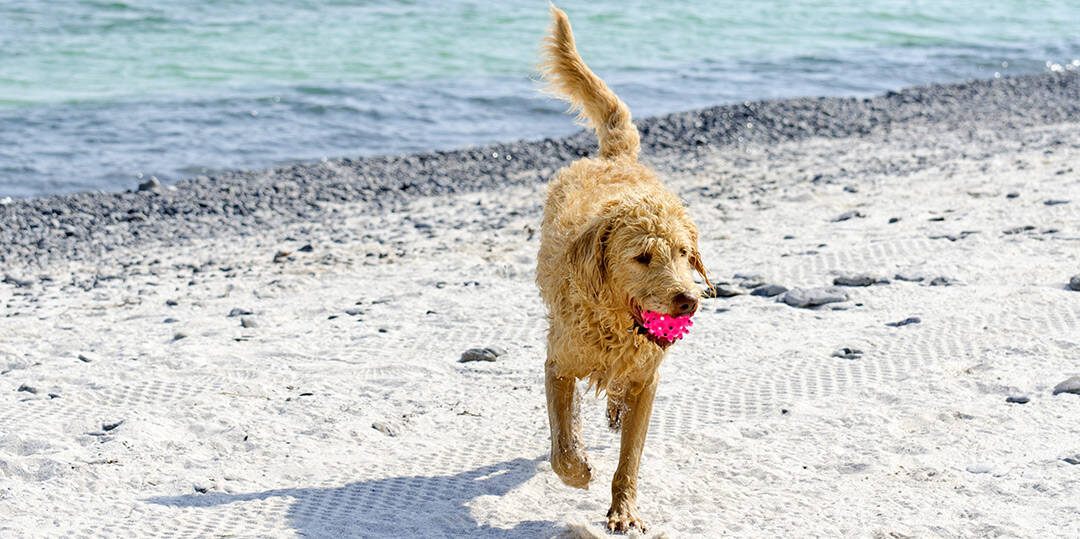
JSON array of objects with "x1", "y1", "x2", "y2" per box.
[
  {"x1": 779, "y1": 287, "x2": 848, "y2": 308},
  {"x1": 459, "y1": 346, "x2": 507, "y2": 363},
  {"x1": 1051, "y1": 376, "x2": 1080, "y2": 396}
]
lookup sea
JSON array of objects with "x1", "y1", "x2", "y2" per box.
[{"x1": 2, "y1": 1, "x2": 1079, "y2": 198}]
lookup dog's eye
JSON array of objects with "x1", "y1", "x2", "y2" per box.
[{"x1": 634, "y1": 253, "x2": 652, "y2": 265}]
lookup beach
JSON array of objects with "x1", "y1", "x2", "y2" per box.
[{"x1": 2, "y1": 72, "x2": 1080, "y2": 536}]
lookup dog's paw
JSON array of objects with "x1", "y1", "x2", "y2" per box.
[
  {"x1": 551, "y1": 450, "x2": 592, "y2": 489},
  {"x1": 606, "y1": 503, "x2": 646, "y2": 534}
]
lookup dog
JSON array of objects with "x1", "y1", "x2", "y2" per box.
[{"x1": 535, "y1": 6, "x2": 710, "y2": 533}]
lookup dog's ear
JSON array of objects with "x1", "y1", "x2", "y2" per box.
[
  {"x1": 690, "y1": 246, "x2": 712, "y2": 290},
  {"x1": 568, "y1": 214, "x2": 613, "y2": 298}
]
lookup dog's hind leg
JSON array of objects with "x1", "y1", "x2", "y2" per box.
[
  {"x1": 606, "y1": 391, "x2": 626, "y2": 431},
  {"x1": 606, "y1": 376, "x2": 658, "y2": 533},
  {"x1": 545, "y1": 359, "x2": 592, "y2": 489}
]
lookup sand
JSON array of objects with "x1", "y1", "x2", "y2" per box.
[{"x1": 2, "y1": 74, "x2": 1080, "y2": 537}]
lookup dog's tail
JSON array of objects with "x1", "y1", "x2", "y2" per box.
[{"x1": 538, "y1": 6, "x2": 640, "y2": 160}]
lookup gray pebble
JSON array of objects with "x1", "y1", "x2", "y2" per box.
[
  {"x1": 1005, "y1": 395, "x2": 1030, "y2": 404},
  {"x1": 1052, "y1": 376, "x2": 1080, "y2": 396},
  {"x1": 102, "y1": 420, "x2": 124, "y2": 431},
  {"x1": 240, "y1": 317, "x2": 258, "y2": 328},
  {"x1": 750, "y1": 284, "x2": 788, "y2": 297},
  {"x1": 702, "y1": 283, "x2": 742, "y2": 298},
  {"x1": 137, "y1": 177, "x2": 161, "y2": 192},
  {"x1": 1068, "y1": 275, "x2": 1080, "y2": 291},
  {"x1": 459, "y1": 347, "x2": 506, "y2": 363},
  {"x1": 888, "y1": 217, "x2": 901, "y2": 224},
  {"x1": 1063, "y1": 455, "x2": 1080, "y2": 465},
  {"x1": 173, "y1": 332, "x2": 188, "y2": 341},
  {"x1": 1044, "y1": 199, "x2": 1070, "y2": 206},
  {"x1": 165, "y1": 299, "x2": 179, "y2": 306},
  {"x1": 832, "y1": 347, "x2": 863, "y2": 360},
  {"x1": 163, "y1": 318, "x2": 178, "y2": 324},
  {"x1": 17, "y1": 384, "x2": 38, "y2": 394},
  {"x1": 371, "y1": 421, "x2": 399, "y2": 437},
  {"x1": 894, "y1": 273, "x2": 925, "y2": 282},
  {"x1": 966, "y1": 464, "x2": 992, "y2": 474},
  {"x1": 2, "y1": 274, "x2": 34, "y2": 288},
  {"x1": 929, "y1": 277, "x2": 954, "y2": 286},
  {"x1": 831, "y1": 210, "x2": 865, "y2": 222},
  {"x1": 193, "y1": 483, "x2": 210, "y2": 494},
  {"x1": 779, "y1": 287, "x2": 848, "y2": 308},
  {"x1": 77, "y1": 352, "x2": 98, "y2": 363},
  {"x1": 344, "y1": 308, "x2": 364, "y2": 316},
  {"x1": 1005, "y1": 192, "x2": 1019, "y2": 199},
  {"x1": 833, "y1": 273, "x2": 878, "y2": 287},
  {"x1": 228, "y1": 308, "x2": 253, "y2": 317},
  {"x1": 886, "y1": 317, "x2": 921, "y2": 327},
  {"x1": 298, "y1": 244, "x2": 314, "y2": 252}
]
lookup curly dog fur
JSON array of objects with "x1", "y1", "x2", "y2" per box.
[{"x1": 535, "y1": 6, "x2": 709, "y2": 533}]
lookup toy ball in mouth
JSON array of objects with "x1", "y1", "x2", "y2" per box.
[{"x1": 640, "y1": 311, "x2": 694, "y2": 342}]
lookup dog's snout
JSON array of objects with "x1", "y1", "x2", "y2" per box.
[{"x1": 673, "y1": 292, "x2": 698, "y2": 316}]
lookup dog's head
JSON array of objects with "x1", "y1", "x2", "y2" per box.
[{"x1": 569, "y1": 196, "x2": 708, "y2": 348}]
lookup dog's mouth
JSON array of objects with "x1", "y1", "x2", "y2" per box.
[{"x1": 630, "y1": 306, "x2": 693, "y2": 349}]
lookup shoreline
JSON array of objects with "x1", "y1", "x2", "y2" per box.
[{"x1": 3, "y1": 71, "x2": 1079, "y2": 268}]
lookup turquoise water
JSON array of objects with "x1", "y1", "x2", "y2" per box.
[{"x1": 2, "y1": 1, "x2": 1079, "y2": 197}]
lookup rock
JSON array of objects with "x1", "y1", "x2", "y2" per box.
[
  {"x1": 832, "y1": 347, "x2": 863, "y2": 360},
  {"x1": 833, "y1": 273, "x2": 879, "y2": 287},
  {"x1": 1005, "y1": 395, "x2": 1030, "y2": 404},
  {"x1": 371, "y1": 422, "x2": 399, "y2": 437},
  {"x1": 1005, "y1": 192, "x2": 1019, "y2": 199},
  {"x1": 163, "y1": 318, "x2": 178, "y2": 324},
  {"x1": 779, "y1": 287, "x2": 848, "y2": 308},
  {"x1": 929, "y1": 277, "x2": 954, "y2": 286},
  {"x1": 732, "y1": 273, "x2": 765, "y2": 289},
  {"x1": 193, "y1": 483, "x2": 210, "y2": 494},
  {"x1": 459, "y1": 347, "x2": 506, "y2": 363},
  {"x1": 1068, "y1": 275, "x2": 1080, "y2": 291},
  {"x1": 17, "y1": 384, "x2": 38, "y2": 394},
  {"x1": 298, "y1": 244, "x2": 314, "y2": 252},
  {"x1": 1063, "y1": 455, "x2": 1080, "y2": 465},
  {"x1": 2, "y1": 274, "x2": 34, "y2": 288},
  {"x1": 831, "y1": 210, "x2": 865, "y2": 222},
  {"x1": 77, "y1": 352, "x2": 98, "y2": 363},
  {"x1": 344, "y1": 308, "x2": 364, "y2": 316},
  {"x1": 273, "y1": 251, "x2": 292, "y2": 263},
  {"x1": 240, "y1": 317, "x2": 258, "y2": 328},
  {"x1": 173, "y1": 332, "x2": 189, "y2": 341},
  {"x1": 1051, "y1": 376, "x2": 1080, "y2": 395},
  {"x1": 137, "y1": 177, "x2": 161, "y2": 192},
  {"x1": 750, "y1": 284, "x2": 788, "y2": 297},
  {"x1": 228, "y1": 308, "x2": 253, "y2": 317},
  {"x1": 1044, "y1": 199, "x2": 1070, "y2": 206},
  {"x1": 965, "y1": 464, "x2": 992, "y2": 474},
  {"x1": 165, "y1": 299, "x2": 179, "y2": 306},
  {"x1": 102, "y1": 420, "x2": 124, "y2": 431},
  {"x1": 701, "y1": 283, "x2": 742, "y2": 298},
  {"x1": 888, "y1": 217, "x2": 901, "y2": 224},
  {"x1": 843, "y1": 185, "x2": 858, "y2": 193},
  {"x1": 894, "y1": 273, "x2": 925, "y2": 282},
  {"x1": 1003, "y1": 225, "x2": 1036, "y2": 235},
  {"x1": 886, "y1": 317, "x2": 921, "y2": 327}
]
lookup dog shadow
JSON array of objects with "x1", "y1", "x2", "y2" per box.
[{"x1": 146, "y1": 456, "x2": 560, "y2": 538}]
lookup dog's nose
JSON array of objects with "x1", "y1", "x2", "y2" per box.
[{"x1": 673, "y1": 292, "x2": 698, "y2": 316}]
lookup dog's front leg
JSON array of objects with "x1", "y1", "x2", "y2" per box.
[
  {"x1": 545, "y1": 359, "x2": 592, "y2": 489},
  {"x1": 607, "y1": 376, "x2": 658, "y2": 533}
]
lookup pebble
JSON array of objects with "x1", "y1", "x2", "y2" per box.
[
  {"x1": 831, "y1": 210, "x2": 865, "y2": 222},
  {"x1": 886, "y1": 317, "x2": 921, "y2": 327},
  {"x1": 1005, "y1": 395, "x2": 1030, "y2": 404},
  {"x1": 929, "y1": 277, "x2": 954, "y2": 287},
  {"x1": 1044, "y1": 199, "x2": 1070, "y2": 206},
  {"x1": 701, "y1": 283, "x2": 742, "y2": 298},
  {"x1": 888, "y1": 217, "x2": 901, "y2": 224},
  {"x1": 750, "y1": 284, "x2": 788, "y2": 297},
  {"x1": 833, "y1": 273, "x2": 881, "y2": 287},
  {"x1": 779, "y1": 287, "x2": 848, "y2": 308},
  {"x1": 17, "y1": 384, "x2": 38, "y2": 394},
  {"x1": 173, "y1": 332, "x2": 189, "y2": 341},
  {"x1": 165, "y1": 299, "x2": 179, "y2": 306},
  {"x1": 77, "y1": 352, "x2": 98, "y2": 363},
  {"x1": 1005, "y1": 192, "x2": 1019, "y2": 199},
  {"x1": 965, "y1": 464, "x2": 993, "y2": 474},
  {"x1": 163, "y1": 318, "x2": 178, "y2": 324},
  {"x1": 372, "y1": 421, "x2": 399, "y2": 437},
  {"x1": 240, "y1": 317, "x2": 258, "y2": 328},
  {"x1": 832, "y1": 347, "x2": 863, "y2": 360},
  {"x1": 228, "y1": 308, "x2": 253, "y2": 317},
  {"x1": 272, "y1": 251, "x2": 292, "y2": 263},
  {"x1": 459, "y1": 347, "x2": 507, "y2": 363},
  {"x1": 1064, "y1": 455, "x2": 1080, "y2": 465},
  {"x1": 1068, "y1": 275, "x2": 1080, "y2": 291},
  {"x1": 2, "y1": 274, "x2": 34, "y2": 288},
  {"x1": 298, "y1": 244, "x2": 314, "y2": 252},
  {"x1": 137, "y1": 177, "x2": 161, "y2": 192},
  {"x1": 1051, "y1": 376, "x2": 1080, "y2": 395},
  {"x1": 894, "y1": 273, "x2": 925, "y2": 282},
  {"x1": 102, "y1": 420, "x2": 124, "y2": 431}
]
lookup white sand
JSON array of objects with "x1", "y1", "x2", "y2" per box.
[{"x1": 2, "y1": 121, "x2": 1080, "y2": 537}]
